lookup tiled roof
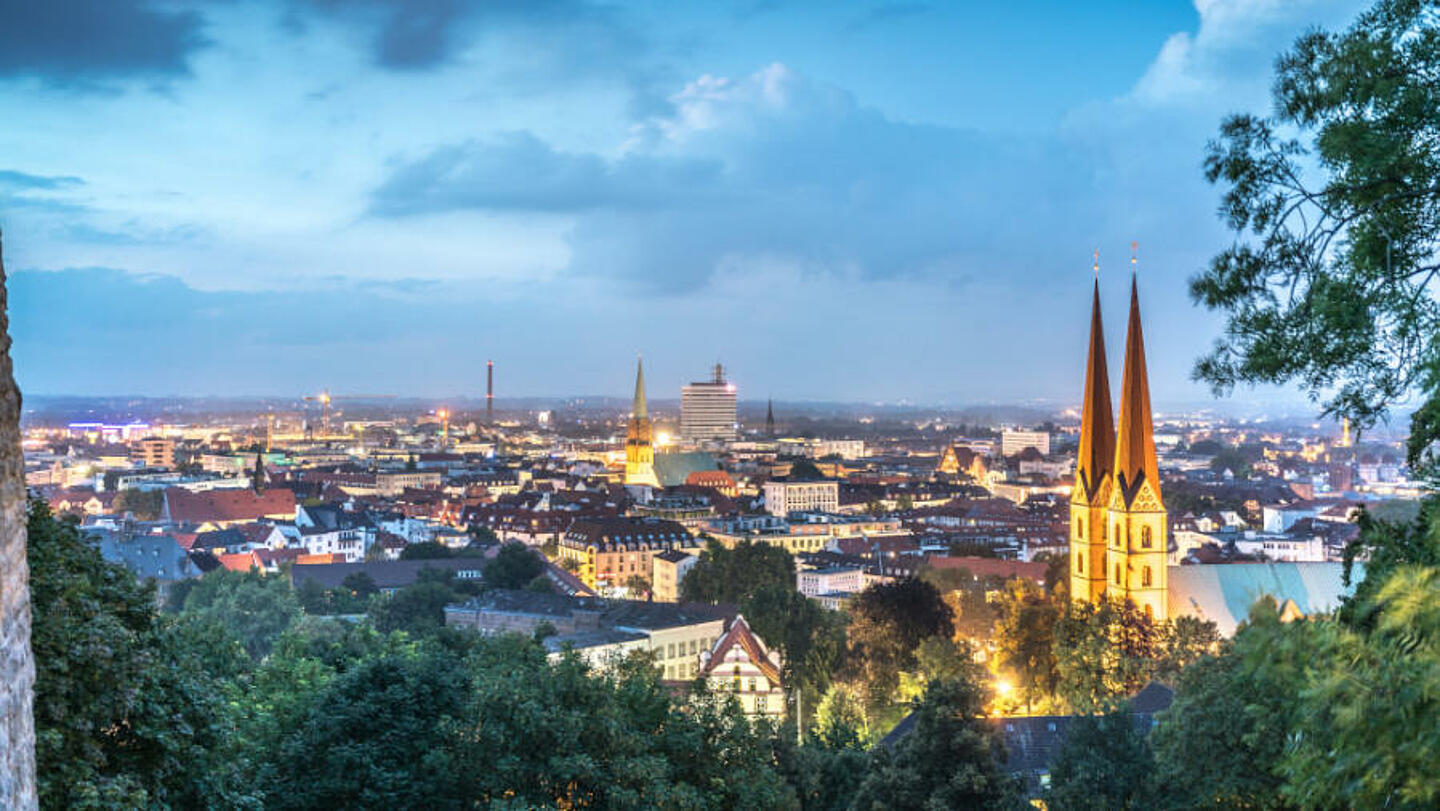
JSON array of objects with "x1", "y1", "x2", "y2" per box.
[
  {"x1": 291, "y1": 557, "x2": 485, "y2": 590},
  {"x1": 164, "y1": 487, "x2": 296, "y2": 524},
  {"x1": 702, "y1": 614, "x2": 780, "y2": 683}
]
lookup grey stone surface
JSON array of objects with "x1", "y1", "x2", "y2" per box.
[{"x1": 0, "y1": 229, "x2": 36, "y2": 809}]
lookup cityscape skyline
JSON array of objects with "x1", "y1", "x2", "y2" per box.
[{"x1": 2, "y1": 0, "x2": 1368, "y2": 404}]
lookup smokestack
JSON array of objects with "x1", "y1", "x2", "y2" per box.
[{"x1": 486, "y1": 360, "x2": 494, "y2": 424}]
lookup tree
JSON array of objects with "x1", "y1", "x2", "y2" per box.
[
  {"x1": 1192, "y1": 0, "x2": 1440, "y2": 468},
  {"x1": 621, "y1": 573, "x2": 649, "y2": 597},
  {"x1": 369, "y1": 580, "x2": 456, "y2": 634},
  {"x1": 1046, "y1": 710, "x2": 1155, "y2": 811},
  {"x1": 1280, "y1": 566, "x2": 1440, "y2": 809},
  {"x1": 341, "y1": 571, "x2": 379, "y2": 601},
  {"x1": 773, "y1": 688, "x2": 871, "y2": 811},
  {"x1": 993, "y1": 579, "x2": 1061, "y2": 711},
  {"x1": 846, "y1": 579, "x2": 953, "y2": 707},
  {"x1": 259, "y1": 646, "x2": 472, "y2": 809},
  {"x1": 171, "y1": 568, "x2": 302, "y2": 660},
  {"x1": 1340, "y1": 499, "x2": 1440, "y2": 628},
  {"x1": 451, "y1": 638, "x2": 795, "y2": 808},
  {"x1": 1156, "y1": 615, "x2": 1221, "y2": 682},
  {"x1": 681, "y1": 539, "x2": 795, "y2": 605},
  {"x1": 852, "y1": 678, "x2": 1018, "y2": 809},
  {"x1": 28, "y1": 501, "x2": 256, "y2": 808},
  {"x1": 742, "y1": 582, "x2": 848, "y2": 711},
  {"x1": 482, "y1": 541, "x2": 545, "y2": 590},
  {"x1": 112, "y1": 488, "x2": 163, "y2": 520},
  {"x1": 787, "y1": 459, "x2": 825, "y2": 480},
  {"x1": 1151, "y1": 639, "x2": 1292, "y2": 810},
  {"x1": 1052, "y1": 599, "x2": 1163, "y2": 712},
  {"x1": 1207, "y1": 447, "x2": 1251, "y2": 479},
  {"x1": 468, "y1": 524, "x2": 500, "y2": 547}
]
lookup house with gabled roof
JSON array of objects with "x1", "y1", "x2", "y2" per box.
[
  {"x1": 698, "y1": 614, "x2": 785, "y2": 720},
  {"x1": 161, "y1": 486, "x2": 296, "y2": 529}
]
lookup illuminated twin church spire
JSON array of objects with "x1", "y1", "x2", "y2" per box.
[{"x1": 1070, "y1": 249, "x2": 1168, "y2": 619}]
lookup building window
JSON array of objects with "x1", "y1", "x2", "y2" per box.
[
  {"x1": 1116, "y1": 523, "x2": 1124, "y2": 547},
  {"x1": 1102, "y1": 522, "x2": 1107, "y2": 542},
  {"x1": 1115, "y1": 563, "x2": 1122, "y2": 585},
  {"x1": 1074, "y1": 516, "x2": 1083, "y2": 539},
  {"x1": 1076, "y1": 552, "x2": 1083, "y2": 574},
  {"x1": 1141, "y1": 526, "x2": 1153, "y2": 548},
  {"x1": 1143, "y1": 566, "x2": 1152, "y2": 587}
]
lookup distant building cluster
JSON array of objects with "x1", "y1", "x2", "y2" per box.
[{"x1": 23, "y1": 332, "x2": 1409, "y2": 722}]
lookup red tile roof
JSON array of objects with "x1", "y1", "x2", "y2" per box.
[
  {"x1": 703, "y1": 615, "x2": 781, "y2": 684},
  {"x1": 164, "y1": 487, "x2": 296, "y2": 524}
]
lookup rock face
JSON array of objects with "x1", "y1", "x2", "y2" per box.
[{"x1": 0, "y1": 230, "x2": 36, "y2": 809}]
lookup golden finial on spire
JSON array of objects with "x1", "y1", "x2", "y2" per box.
[
  {"x1": 1093, "y1": 248, "x2": 1100, "y2": 276},
  {"x1": 1131, "y1": 240, "x2": 1138, "y2": 271}
]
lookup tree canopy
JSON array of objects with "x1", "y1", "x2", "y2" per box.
[{"x1": 1193, "y1": 0, "x2": 1440, "y2": 467}]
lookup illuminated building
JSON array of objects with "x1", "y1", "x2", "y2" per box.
[
  {"x1": 130, "y1": 437, "x2": 176, "y2": 469},
  {"x1": 763, "y1": 478, "x2": 839, "y2": 516},
  {"x1": 1001, "y1": 429, "x2": 1051, "y2": 457},
  {"x1": 680, "y1": 363, "x2": 737, "y2": 442},
  {"x1": 624, "y1": 357, "x2": 661, "y2": 488},
  {"x1": 1069, "y1": 257, "x2": 1169, "y2": 619}
]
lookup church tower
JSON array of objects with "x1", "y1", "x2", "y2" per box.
[
  {"x1": 624, "y1": 356, "x2": 661, "y2": 487},
  {"x1": 1070, "y1": 265, "x2": 1116, "y2": 604},
  {"x1": 1107, "y1": 268, "x2": 1168, "y2": 619}
]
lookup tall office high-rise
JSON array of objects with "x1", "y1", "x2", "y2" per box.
[{"x1": 681, "y1": 363, "x2": 738, "y2": 443}]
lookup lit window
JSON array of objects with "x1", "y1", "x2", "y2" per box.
[
  {"x1": 1143, "y1": 566, "x2": 1152, "y2": 587},
  {"x1": 1141, "y1": 526, "x2": 1153, "y2": 548}
]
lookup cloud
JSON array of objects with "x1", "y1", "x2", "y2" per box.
[
  {"x1": 845, "y1": 3, "x2": 933, "y2": 32},
  {"x1": 371, "y1": 131, "x2": 721, "y2": 215},
  {"x1": 292, "y1": 0, "x2": 651, "y2": 75},
  {"x1": 0, "y1": 170, "x2": 84, "y2": 190},
  {"x1": 0, "y1": 168, "x2": 89, "y2": 217},
  {"x1": 0, "y1": 0, "x2": 209, "y2": 86},
  {"x1": 371, "y1": 63, "x2": 1096, "y2": 293},
  {"x1": 1129, "y1": 0, "x2": 1366, "y2": 108}
]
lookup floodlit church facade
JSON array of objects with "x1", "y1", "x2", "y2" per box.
[{"x1": 1069, "y1": 269, "x2": 1169, "y2": 619}]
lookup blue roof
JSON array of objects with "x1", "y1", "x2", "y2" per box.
[
  {"x1": 1168, "y1": 562, "x2": 1360, "y2": 636},
  {"x1": 97, "y1": 533, "x2": 200, "y2": 583}
]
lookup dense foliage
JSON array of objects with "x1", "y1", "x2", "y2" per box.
[
  {"x1": 30, "y1": 502, "x2": 1033, "y2": 810},
  {"x1": 28, "y1": 502, "x2": 256, "y2": 809},
  {"x1": 1193, "y1": 0, "x2": 1440, "y2": 466}
]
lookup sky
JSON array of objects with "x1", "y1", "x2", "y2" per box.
[{"x1": 0, "y1": 0, "x2": 1371, "y2": 409}]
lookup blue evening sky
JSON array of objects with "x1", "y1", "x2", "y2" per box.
[{"x1": 0, "y1": 0, "x2": 1368, "y2": 409}]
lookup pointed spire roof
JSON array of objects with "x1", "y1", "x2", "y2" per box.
[
  {"x1": 765, "y1": 398, "x2": 775, "y2": 435},
  {"x1": 1113, "y1": 273, "x2": 1161, "y2": 506},
  {"x1": 632, "y1": 356, "x2": 647, "y2": 419},
  {"x1": 1075, "y1": 278, "x2": 1115, "y2": 505}
]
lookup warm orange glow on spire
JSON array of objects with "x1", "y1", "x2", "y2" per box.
[
  {"x1": 1075, "y1": 274, "x2": 1115, "y2": 505},
  {"x1": 1113, "y1": 273, "x2": 1160, "y2": 507}
]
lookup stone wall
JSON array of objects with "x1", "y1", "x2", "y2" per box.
[{"x1": 0, "y1": 230, "x2": 36, "y2": 808}]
